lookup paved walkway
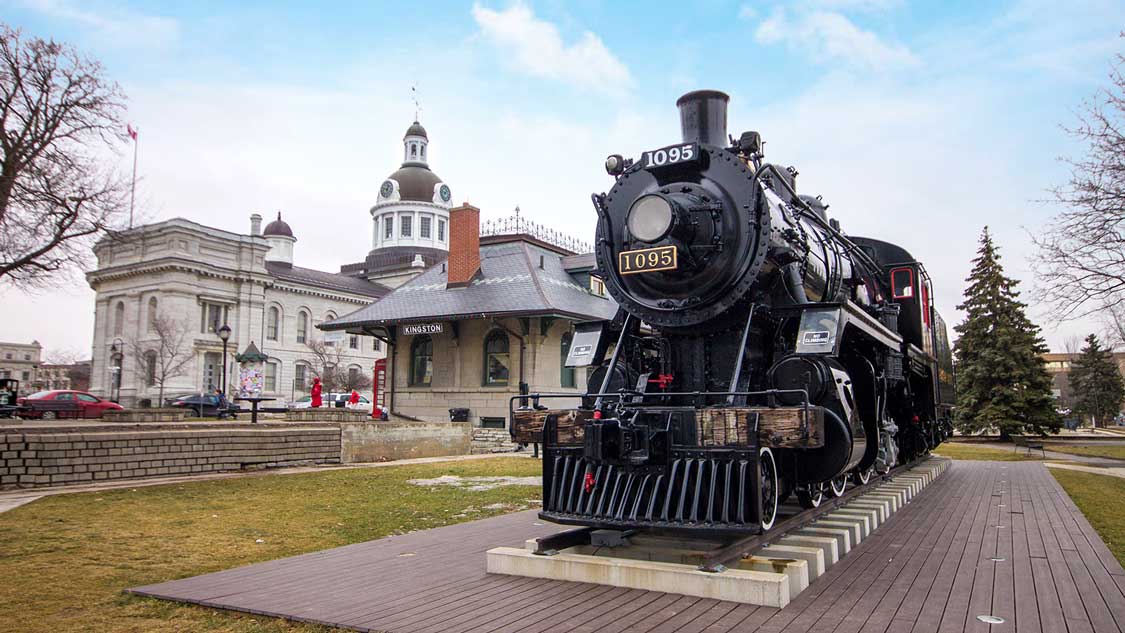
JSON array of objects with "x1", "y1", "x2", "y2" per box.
[
  {"x1": 1044, "y1": 461, "x2": 1125, "y2": 479},
  {"x1": 0, "y1": 452, "x2": 533, "y2": 514},
  {"x1": 130, "y1": 460, "x2": 1125, "y2": 632}
]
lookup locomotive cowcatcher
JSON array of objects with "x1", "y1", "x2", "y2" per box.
[{"x1": 510, "y1": 90, "x2": 954, "y2": 535}]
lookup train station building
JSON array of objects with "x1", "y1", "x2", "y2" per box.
[{"x1": 321, "y1": 204, "x2": 617, "y2": 427}]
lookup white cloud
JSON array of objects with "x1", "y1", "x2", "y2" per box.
[
  {"x1": 738, "y1": 5, "x2": 757, "y2": 21},
  {"x1": 471, "y1": 2, "x2": 633, "y2": 96},
  {"x1": 14, "y1": 0, "x2": 179, "y2": 47},
  {"x1": 755, "y1": 7, "x2": 918, "y2": 71}
]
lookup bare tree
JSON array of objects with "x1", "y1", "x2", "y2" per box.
[
  {"x1": 130, "y1": 314, "x2": 192, "y2": 406},
  {"x1": 1102, "y1": 301, "x2": 1125, "y2": 350},
  {"x1": 0, "y1": 24, "x2": 130, "y2": 289},
  {"x1": 301, "y1": 339, "x2": 372, "y2": 394},
  {"x1": 1033, "y1": 43, "x2": 1125, "y2": 320}
]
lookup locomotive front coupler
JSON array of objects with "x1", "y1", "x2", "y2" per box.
[{"x1": 582, "y1": 410, "x2": 672, "y2": 467}]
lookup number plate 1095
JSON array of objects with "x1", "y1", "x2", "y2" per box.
[{"x1": 618, "y1": 246, "x2": 678, "y2": 275}]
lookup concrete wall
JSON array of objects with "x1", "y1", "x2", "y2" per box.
[
  {"x1": 0, "y1": 423, "x2": 341, "y2": 489},
  {"x1": 339, "y1": 421, "x2": 471, "y2": 462}
]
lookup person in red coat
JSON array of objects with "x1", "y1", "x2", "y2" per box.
[
  {"x1": 311, "y1": 377, "x2": 323, "y2": 408},
  {"x1": 348, "y1": 390, "x2": 360, "y2": 407}
]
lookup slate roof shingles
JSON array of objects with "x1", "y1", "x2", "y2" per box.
[
  {"x1": 323, "y1": 240, "x2": 617, "y2": 330},
  {"x1": 265, "y1": 262, "x2": 390, "y2": 299}
]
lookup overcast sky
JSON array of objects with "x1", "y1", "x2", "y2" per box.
[{"x1": 2, "y1": 0, "x2": 1122, "y2": 359}]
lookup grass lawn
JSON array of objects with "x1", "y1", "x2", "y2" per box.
[
  {"x1": 1050, "y1": 469, "x2": 1125, "y2": 567},
  {"x1": 933, "y1": 442, "x2": 1043, "y2": 461},
  {"x1": 0, "y1": 457, "x2": 541, "y2": 633},
  {"x1": 1044, "y1": 444, "x2": 1125, "y2": 460}
]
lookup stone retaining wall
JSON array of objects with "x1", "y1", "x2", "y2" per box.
[
  {"x1": 0, "y1": 423, "x2": 341, "y2": 489},
  {"x1": 339, "y1": 421, "x2": 471, "y2": 462},
  {"x1": 102, "y1": 409, "x2": 188, "y2": 423},
  {"x1": 470, "y1": 428, "x2": 522, "y2": 454},
  {"x1": 287, "y1": 409, "x2": 370, "y2": 423}
]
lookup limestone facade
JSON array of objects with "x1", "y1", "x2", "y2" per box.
[{"x1": 86, "y1": 218, "x2": 387, "y2": 407}]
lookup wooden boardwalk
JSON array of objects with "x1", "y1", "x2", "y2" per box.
[{"x1": 130, "y1": 461, "x2": 1125, "y2": 632}]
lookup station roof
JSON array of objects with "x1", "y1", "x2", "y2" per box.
[{"x1": 320, "y1": 238, "x2": 617, "y2": 333}]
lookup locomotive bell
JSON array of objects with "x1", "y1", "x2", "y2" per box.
[{"x1": 676, "y1": 89, "x2": 729, "y2": 146}]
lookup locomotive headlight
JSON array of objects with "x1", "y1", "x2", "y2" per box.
[{"x1": 627, "y1": 195, "x2": 674, "y2": 243}]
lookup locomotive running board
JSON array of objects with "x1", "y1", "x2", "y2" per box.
[{"x1": 486, "y1": 456, "x2": 949, "y2": 608}]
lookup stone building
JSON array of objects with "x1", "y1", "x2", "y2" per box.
[
  {"x1": 1043, "y1": 351, "x2": 1125, "y2": 415},
  {"x1": 85, "y1": 215, "x2": 390, "y2": 407},
  {"x1": 0, "y1": 341, "x2": 42, "y2": 393},
  {"x1": 34, "y1": 361, "x2": 91, "y2": 392},
  {"x1": 84, "y1": 117, "x2": 458, "y2": 407},
  {"x1": 322, "y1": 204, "x2": 616, "y2": 427}
]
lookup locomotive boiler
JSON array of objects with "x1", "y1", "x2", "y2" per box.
[{"x1": 511, "y1": 90, "x2": 954, "y2": 534}]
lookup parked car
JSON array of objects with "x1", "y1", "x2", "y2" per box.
[
  {"x1": 17, "y1": 390, "x2": 124, "y2": 419},
  {"x1": 166, "y1": 394, "x2": 240, "y2": 418}
]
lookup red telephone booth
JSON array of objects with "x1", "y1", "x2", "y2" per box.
[{"x1": 372, "y1": 359, "x2": 387, "y2": 419}]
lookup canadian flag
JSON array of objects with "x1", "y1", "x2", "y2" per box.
[{"x1": 127, "y1": 124, "x2": 137, "y2": 141}]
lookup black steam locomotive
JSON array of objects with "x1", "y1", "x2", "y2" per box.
[{"x1": 511, "y1": 90, "x2": 954, "y2": 534}]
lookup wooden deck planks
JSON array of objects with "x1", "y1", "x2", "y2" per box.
[{"x1": 128, "y1": 460, "x2": 1123, "y2": 633}]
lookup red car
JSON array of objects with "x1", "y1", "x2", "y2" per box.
[{"x1": 17, "y1": 390, "x2": 124, "y2": 420}]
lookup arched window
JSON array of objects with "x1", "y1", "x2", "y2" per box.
[
  {"x1": 560, "y1": 332, "x2": 575, "y2": 388},
  {"x1": 295, "y1": 362, "x2": 309, "y2": 391},
  {"x1": 113, "y1": 301, "x2": 125, "y2": 336},
  {"x1": 483, "y1": 330, "x2": 510, "y2": 386},
  {"x1": 144, "y1": 350, "x2": 157, "y2": 386},
  {"x1": 147, "y1": 297, "x2": 158, "y2": 332},
  {"x1": 266, "y1": 307, "x2": 279, "y2": 341},
  {"x1": 296, "y1": 311, "x2": 309, "y2": 344},
  {"x1": 410, "y1": 335, "x2": 433, "y2": 386},
  {"x1": 264, "y1": 360, "x2": 279, "y2": 392}
]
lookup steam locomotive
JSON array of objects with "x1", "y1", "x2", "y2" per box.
[{"x1": 511, "y1": 90, "x2": 954, "y2": 534}]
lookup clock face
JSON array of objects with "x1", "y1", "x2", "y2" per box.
[
  {"x1": 380, "y1": 180, "x2": 394, "y2": 198},
  {"x1": 439, "y1": 184, "x2": 451, "y2": 203}
]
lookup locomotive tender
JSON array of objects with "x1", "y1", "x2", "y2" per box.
[{"x1": 511, "y1": 90, "x2": 954, "y2": 534}]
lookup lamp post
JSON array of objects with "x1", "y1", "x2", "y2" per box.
[
  {"x1": 110, "y1": 341, "x2": 123, "y2": 404},
  {"x1": 217, "y1": 324, "x2": 232, "y2": 397}
]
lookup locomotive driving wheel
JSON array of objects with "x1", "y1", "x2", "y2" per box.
[
  {"x1": 827, "y1": 474, "x2": 849, "y2": 497},
  {"x1": 796, "y1": 482, "x2": 825, "y2": 509},
  {"x1": 853, "y1": 466, "x2": 874, "y2": 486},
  {"x1": 759, "y1": 447, "x2": 779, "y2": 531}
]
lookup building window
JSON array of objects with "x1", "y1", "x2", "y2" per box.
[
  {"x1": 373, "y1": 338, "x2": 381, "y2": 352},
  {"x1": 113, "y1": 301, "x2": 125, "y2": 336},
  {"x1": 265, "y1": 362, "x2": 278, "y2": 392},
  {"x1": 144, "y1": 350, "x2": 157, "y2": 386},
  {"x1": 200, "y1": 303, "x2": 227, "y2": 334},
  {"x1": 23, "y1": 353, "x2": 30, "y2": 361},
  {"x1": 401, "y1": 215, "x2": 413, "y2": 238},
  {"x1": 295, "y1": 363, "x2": 308, "y2": 391},
  {"x1": 297, "y1": 311, "x2": 309, "y2": 344},
  {"x1": 3, "y1": 352, "x2": 10, "y2": 359},
  {"x1": 21, "y1": 371, "x2": 30, "y2": 381},
  {"x1": 267, "y1": 307, "x2": 279, "y2": 341},
  {"x1": 147, "y1": 297, "x2": 158, "y2": 331},
  {"x1": 348, "y1": 366, "x2": 360, "y2": 386},
  {"x1": 591, "y1": 276, "x2": 606, "y2": 296},
  {"x1": 420, "y1": 215, "x2": 432, "y2": 239},
  {"x1": 438, "y1": 219, "x2": 446, "y2": 242},
  {"x1": 349, "y1": 335, "x2": 359, "y2": 350},
  {"x1": 560, "y1": 332, "x2": 575, "y2": 388},
  {"x1": 410, "y1": 335, "x2": 432, "y2": 386},
  {"x1": 384, "y1": 216, "x2": 393, "y2": 239},
  {"x1": 483, "y1": 330, "x2": 510, "y2": 386}
]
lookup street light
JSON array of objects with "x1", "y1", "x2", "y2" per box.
[
  {"x1": 110, "y1": 341, "x2": 123, "y2": 403},
  {"x1": 217, "y1": 324, "x2": 232, "y2": 397}
]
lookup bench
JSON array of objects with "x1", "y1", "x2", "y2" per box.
[
  {"x1": 1012, "y1": 435, "x2": 1046, "y2": 457},
  {"x1": 24, "y1": 400, "x2": 83, "y2": 420}
]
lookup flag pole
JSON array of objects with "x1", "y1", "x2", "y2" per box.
[{"x1": 129, "y1": 131, "x2": 137, "y2": 229}]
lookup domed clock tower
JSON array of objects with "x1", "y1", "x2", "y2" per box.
[{"x1": 347, "y1": 119, "x2": 454, "y2": 288}]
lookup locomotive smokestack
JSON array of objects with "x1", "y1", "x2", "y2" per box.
[{"x1": 676, "y1": 90, "x2": 730, "y2": 146}]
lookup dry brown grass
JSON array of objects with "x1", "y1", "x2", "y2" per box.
[{"x1": 0, "y1": 457, "x2": 541, "y2": 632}]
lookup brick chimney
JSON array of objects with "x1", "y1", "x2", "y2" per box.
[
  {"x1": 250, "y1": 213, "x2": 262, "y2": 236},
  {"x1": 447, "y1": 203, "x2": 481, "y2": 288}
]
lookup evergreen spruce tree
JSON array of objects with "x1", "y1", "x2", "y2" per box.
[
  {"x1": 953, "y1": 228, "x2": 1061, "y2": 438},
  {"x1": 1068, "y1": 334, "x2": 1124, "y2": 428}
]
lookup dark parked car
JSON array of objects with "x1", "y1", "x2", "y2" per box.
[
  {"x1": 17, "y1": 390, "x2": 124, "y2": 419},
  {"x1": 166, "y1": 394, "x2": 240, "y2": 418}
]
